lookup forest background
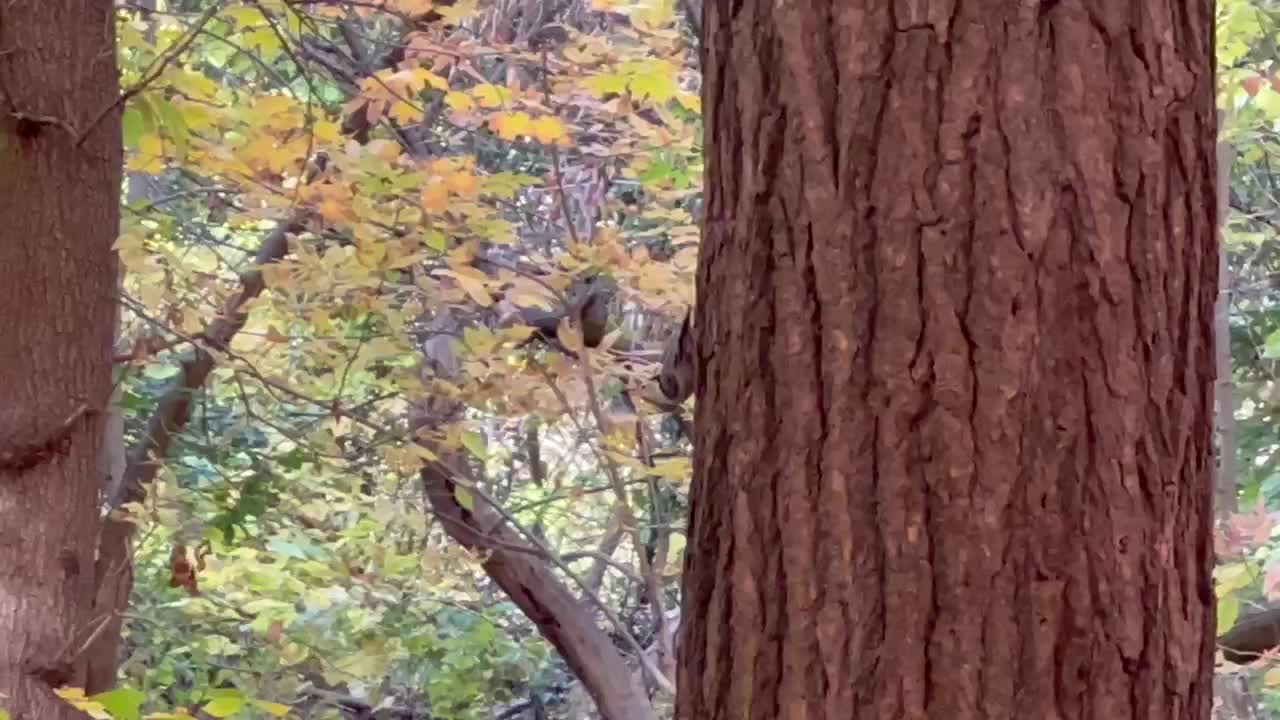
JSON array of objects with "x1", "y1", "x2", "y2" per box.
[{"x1": 3, "y1": 0, "x2": 1279, "y2": 718}]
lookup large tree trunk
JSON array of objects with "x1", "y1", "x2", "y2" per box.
[
  {"x1": 679, "y1": 3, "x2": 1218, "y2": 720},
  {"x1": 0, "y1": 3, "x2": 122, "y2": 719}
]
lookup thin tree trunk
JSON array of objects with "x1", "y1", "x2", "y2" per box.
[
  {"x1": 679, "y1": 3, "x2": 1217, "y2": 720},
  {"x1": 1216, "y1": 113, "x2": 1238, "y2": 516},
  {"x1": 0, "y1": 3, "x2": 122, "y2": 719}
]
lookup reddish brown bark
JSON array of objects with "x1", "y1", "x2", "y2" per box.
[
  {"x1": 0, "y1": 3, "x2": 122, "y2": 719},
  {"x1": 679, "y1": 3, "x2": 1218, "y2": 720}
]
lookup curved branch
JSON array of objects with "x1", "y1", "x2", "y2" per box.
[
  {"x1": 85, "y1": 213, "x2": 304, "y2": 692},
  {"x1": 421, "y1": 460, "x2": 660, "y2": 720}
]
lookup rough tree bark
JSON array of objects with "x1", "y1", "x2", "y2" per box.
[
  {"x1": 679, "y1": 3, "x2": 1218, "y2": 720},
  {"x1": 0, "y1": 3, "x2": 122, "y2": 719}
]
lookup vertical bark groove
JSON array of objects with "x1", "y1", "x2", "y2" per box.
[{"x1": 679, "y1": 2, "x2": 1217, "y2": 719}]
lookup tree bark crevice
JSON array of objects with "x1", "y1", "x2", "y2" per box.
[{"x1": 679, "y1": 3, "x2": 1218, "y2": 719}]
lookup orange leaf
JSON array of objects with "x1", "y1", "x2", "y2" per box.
[
  {"x1": 446, "y1": 171, "x2": 481, "y2": 198},
  {"x1": 421, "y1": 182, "x2": 449, "y2": 212},
  {"x1": 491, "y1": 111, "x2": 533, "y2": 141}
]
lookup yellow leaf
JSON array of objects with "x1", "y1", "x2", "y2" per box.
[
  {"x1": 355, "y1": 239, "x2": 386, "y2": 268},
  {"x1": 390, "y1": 100, "x2": 423, "y2": 124},
  {"x1": 226, "y1": 6, "x2": 264, "y2": 28},
  {"x1": 138, "y1": 282, "x2": 167, "y2": 310},
  {"x1": 472, "y1": 84, "x2": 509, "y2": 109},
  {"x1": 173, "y1": 99, "x2": 216, "y2": 132},
  {"x1": 180, "y1": 310, "x2": 203, "y2": 335},
  {"x1": 628, "y1": 61, "x2": 680, "y2": 103},
  {"x1": 416, "y1": 68, "x2": 450, "y2": 91},
  {"x1": 171, "y1": 69, "x2": 219, "y2": 100},
  {"x1": 491, "y1": 111, "x2": 532, "y2": 141},
  {"x1": 254, "y1": 95, "x2": 295, "y2": 118},
  {"x1": 435, "y1": 0, "x2": 480, "y2": 23},
  {"x1": 676, "y1": 91, "x2": 701, "y2": 113},
  {"x1": 531, "y1": 115, "x2": 569, "y2": 145},
  {"x1": 139, "y1": 134, "x2": 163, "y2": 158},
  {"x1": 420, "y1": 183, "x2": 449, "y2": 212},
  {"x1": 54, "y1": 689, "x2": 112, "y2": 720},
  {"x1": 454, "y1": 485, "x2": 476, "y2": 510},
  {"x1": 314, "y1": 119, "x2": 342, "y2": 142},
  {"x1": 390, "y1": 0, "x2": 435, "y2": 16},
  {"x1": 113, "y1": 232, "x2": 150, "y2": 270},
  {"x1": 510, "y1": 291, "x2": 555, "y2": 311},
  {"x1": 583, "y1": 73, "x2": 630, "y2": 97},
  {"x1": 635, "y1": 0, "x2": 675, "y2": 27},
  {"x1": 445, "y1": 91, "x2": 475, "y2": 113},
  {"x1": 650, "y1": 457, "x2": 691, "y2": 480},
  {"x1": 450, "y1": 272, "x2": 493, "y2": 307}
]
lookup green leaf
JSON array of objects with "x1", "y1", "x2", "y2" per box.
[
  {"x1": 152, "y1": 97, "x2": 190, "y2": 155},
  {"x1": 1216, "y1": 561, "x2": 1254, "y2": 596},
  {"x1": 461, "y1": 431, "x2": 487, "y2": 461},
  {"x1": 133, "y1": 92, "x2": 159, "y2": 135},
  {"x1": 1266, "y1": 328, "x2": 1280, "y2": 359},
  {"x1": 92, "y1": 688, "x2": 146, "y2": 720},
  {"x1": 122, "y1": 107, "x2": 144, "y2": 149},
  {"x1": 202, "y1": 689, "x2": 245, "y2": 718},
  {"x1": 1218, "y1": 593, "x2": 1240, "y2": 636},
  {"x1": 423, "y1": 229, "x2": 448, "y2": 252},
  {"x1": 454, "y1": 485, "x2": 476, "y2": 512},
  {"x1": 142, "y1": 363, "x2": 179, "y2": 380},
  {"x1": 267, "y1": 538, "x2": 311, "y2": 560}
]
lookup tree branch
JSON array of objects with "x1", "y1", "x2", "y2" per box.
[{"x1": 85, "y1": 211, "x2": 305, "y2": 692}]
